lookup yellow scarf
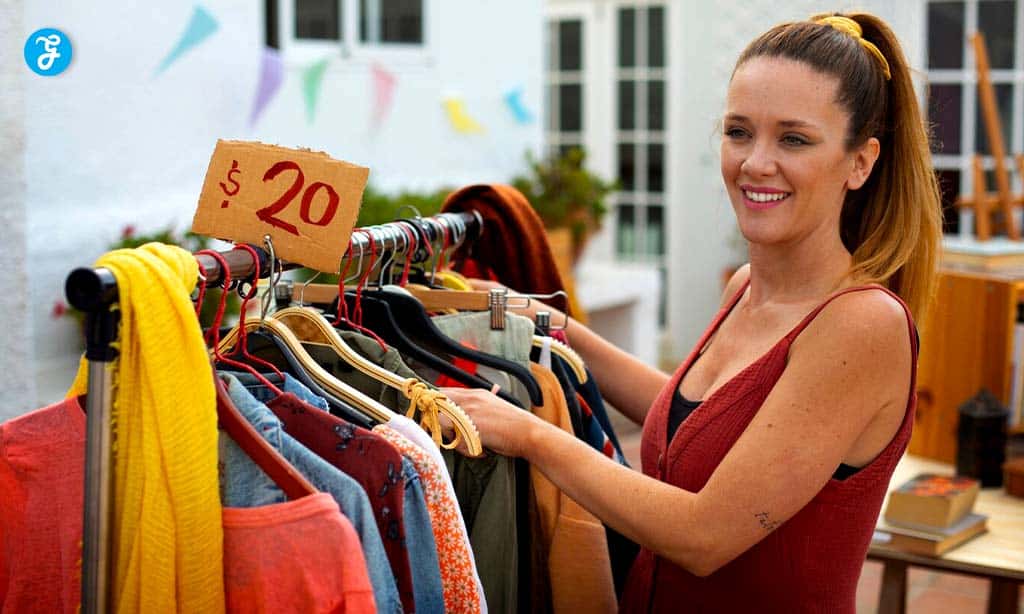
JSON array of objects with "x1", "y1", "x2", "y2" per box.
[{"x1": 68, "y1": 243, "x2": 225, "y2": 614}]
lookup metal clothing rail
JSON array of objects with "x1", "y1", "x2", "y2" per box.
[{"x1": 63, "y1": 210, "x2": 482, "y2": 613}]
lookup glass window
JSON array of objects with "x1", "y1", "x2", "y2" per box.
[
  {"x1": 974, "y1": 83, "x2": 1014, "y2": 155},
  {"x1": 928, "y1": 2, "x2": 965, "y2": 69},
  {"x1": 647, "y1": 80, "x2": 665, "y2": 131},
  {"x1": 616, "y1": 204, "x2": 636, "y2": 257},
  {"x1": 558, "y1": 143, "x2": 581, "y2": 159},
  {"x1": 928, "y1": 84, "x2": 962, "y2": 154},
  {"x1": 646, "y1": 206, "x2": 664, "y2": 256},
  {"x1": 648, "y1": 7, "x2": 665, "y2": 68},
  {"x1": 266, "y1": 0, "x2": 280, "y2": 48},
  {"x1": 559, "y1": 84, "x2": 582, "y2": 132},
  {"x1": 559, "y1": 20, "x2": 583, "y2": 71},
  {"x1": 936, "y1": 170, "x2": 961, "y2": 234},
  {"x1": 618, "y1": 80, "x2": 635, "y2": 130},
  {"x1": 618, "y1": 8, "x2": 636, "y2": 67},
  {"x1": 360, "y1": 0, "x2": 422, "y2": 44},
  {"x1": 618, "y1": 143, "x2": 636, "y2": 191},
  {"x1": 296, "y1": 0, "x2": 341, "y2": 40},
  {"x1": 978, "y1": 1, "x2": 1016, "y2": 69},
  {"x1": 647, "y1": 143, "x2": 664, "y2": 193}
]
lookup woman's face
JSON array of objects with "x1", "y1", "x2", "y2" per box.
[{"x1": 721, "y1": 57, "x2": 877, "y2": 249}]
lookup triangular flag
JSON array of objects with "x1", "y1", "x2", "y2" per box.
[
  {"x1": 443, "y1": 96, "x2": 485, "y2": 134},
  {"x1": 504, "y1": 87, "x2": 534, "y2": 124},
  {"x1": 370, "y1": 63, "x2": 397, "y2": 128},
  {"x1": 155, "y1": 5, "x2": 219, "y2": 75},
  {"x1": 303, "y1": 58, "x2": 330, "y2": 123},
  {"x1": 249, "y1": 47, "x2": 285, "y2": 127}
]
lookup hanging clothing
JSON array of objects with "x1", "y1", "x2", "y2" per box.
[
  {"x1": 218, "y1": 375, "x2": 403, "y2": 614},
  {"x1": 433, "y1": 310, "x2": 531, "y2": 614},
  {"x1": 528, "y1": 363, "x2": 617, "y2": 614},
  {"x1": 440, "y1": 184, "x2": 578, "y2": 318},
  {"x1": 620, "y1": 283, "x2": 919, "y2": 613},
  {"x1": 232, "y1": 372, "x2": 417, "y2": 614},
  {"x1": 223, "y1": 493, "x2": 376, "y2": 613},
  {"x1": 66, "y1": 243, "x2": 224, "y2": 614},
  {"x1": 0, "y1": 398, "x2": 86, "y2": 614},
  {"x1": 375, "y1": 424, "x2": 483, "y2": 614},
  {"x1": 0, "y1": 398, "x2": 375, "y2": 614}
]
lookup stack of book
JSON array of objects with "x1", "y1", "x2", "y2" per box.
[{"x1": 874, "y1": 474, "x2": 988, "y2": 556}]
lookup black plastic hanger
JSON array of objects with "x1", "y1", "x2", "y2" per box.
[
  {"x1": 363, "y1": 288, "x2": 544, "y2": 406},
  {"x1": 332, "y1": 293, "x2": 526, "y2": 408}
]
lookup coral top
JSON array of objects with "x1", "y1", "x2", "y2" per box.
[{"x1": 620, "y1": 282, "x2": 918, "y2": 613}]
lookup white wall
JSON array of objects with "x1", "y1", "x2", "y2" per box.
[
  {"x1": 0, "y1": 0, "x2": 34, "y2": 420},
  {"x1": 664, "y1": 1, "x2": 922, "y2": 362},
  {"x1": 547, "y1": 0, "x2": 925, "y2": 365},
  {"x1": 19, "y1": 0, "x2": 543, "y2": 407}
]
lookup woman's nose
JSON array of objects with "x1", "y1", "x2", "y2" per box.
[{"x1": 740, "y1": 140, "x2": 777, "y2": 176}]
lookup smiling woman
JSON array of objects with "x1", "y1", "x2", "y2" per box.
[{"x1": 442, "y1": 11, "x2": 943, "y2": 613}]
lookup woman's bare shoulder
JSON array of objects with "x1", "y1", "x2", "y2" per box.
[{"x1": 719, "y1": 264, "x2": 751, "y2": 308}]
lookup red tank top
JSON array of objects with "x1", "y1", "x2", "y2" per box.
[{"x1": 620, "y1": 282, "x2": 918, "y2": 613}]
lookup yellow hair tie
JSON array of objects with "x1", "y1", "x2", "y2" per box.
[{"x1": 815, "y1": 15, "x2": 891, "y2": 80}]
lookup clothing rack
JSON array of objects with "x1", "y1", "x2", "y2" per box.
[{"x1": 63, "y1": 210, "x2": 482, "y2": 613}]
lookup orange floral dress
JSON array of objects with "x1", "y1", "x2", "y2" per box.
[{"x1": 374, "y1": 424, "x2": 482, "y2": 614}]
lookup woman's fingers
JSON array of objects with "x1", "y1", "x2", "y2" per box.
[{"x1": 441, "y1": 386, "x2": 538, "y2": 458}]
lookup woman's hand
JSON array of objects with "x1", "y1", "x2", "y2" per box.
[{"x1": 441, "y1": 387, "x2": 549, "y2": 458}]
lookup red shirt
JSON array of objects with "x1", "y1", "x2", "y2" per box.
[
  {"x1": 0, "y1": 398, "x2": 376, "y2": 614},
  {"x1": 620, "y1": 284, "x2": 918, "y2": 613}
]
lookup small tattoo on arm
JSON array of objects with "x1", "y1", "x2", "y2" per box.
[{"x1": 755, "y1": 512, "x2": 780, "y2": 531}]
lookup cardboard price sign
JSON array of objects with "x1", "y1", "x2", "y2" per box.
[{"x1": 192, "y1": 140, "x2": 368, "y2": 272}]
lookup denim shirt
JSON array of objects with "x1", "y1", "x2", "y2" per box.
[{"x1": 217, "y1": 373, "x2": 402, "y2": 614}]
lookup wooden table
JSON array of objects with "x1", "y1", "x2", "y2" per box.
[{"x1": 868, "y1": 454, "x2": 1024, "y2": 613}]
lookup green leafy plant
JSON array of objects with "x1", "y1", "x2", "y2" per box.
[
  {"x1": 356, "y1": 184, "x2": 452, "y2": 227},
  {"x1": 511, "y1": 147, "x2": 619, "y2": 247}
]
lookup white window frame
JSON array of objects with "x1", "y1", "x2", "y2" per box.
[
  {"x1": 924, "y1": 0, "x2": 1024, "y2": 236},
  {"x1": 278, "y1": 0, "x2": 434, "y2": 67},
  {"x1": 613, "y1": 2, "x2": 668, "y2": 266},
  {"x1": 545, "y1": 18, "x2": 586, "y2": 157}
]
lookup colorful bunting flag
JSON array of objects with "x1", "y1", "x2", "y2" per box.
[
  {"x1": 248, "y1": 47, "x2": 285, "y2": 127},
  {"x1": 155, "y1": 5, "x2": 219, "y2": 75},
  {"x1": 370, "y1": 63, "x2": 397, "y2": 128},
  {"x1": 442, "y1": 96, "x2": 485, "y2": 134},
  {"x1": 302, "y1": 58, "x2": 330, "y2": 123},
  {"x1": 504, "y1": 87, "x2": 534, "y2": 124}
]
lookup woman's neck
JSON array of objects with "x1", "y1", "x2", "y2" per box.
[{"x1": 746, "y1": 231, "x2": 854, "y2": 307}]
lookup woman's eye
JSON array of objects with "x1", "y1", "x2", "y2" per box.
[
  {"x1": 782, "y1": 134, "x2": 809, "y2": 146},
  {"x1": 725, "y1": 127, "x2": 749, "y2": 139}
]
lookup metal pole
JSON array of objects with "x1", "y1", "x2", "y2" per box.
[{"x1": 82, "y1": 358, "x2": 114, "y2": 614}]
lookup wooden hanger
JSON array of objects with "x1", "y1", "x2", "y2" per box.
[
  {"x1": 272, "y1": 305, "x2": 483, "y2": 456},
  {"x1": 532, "y1": 335, "x2": 588, "y2": 383},
  {"x1": 218, "y1": 317, "x2": 393, "y2": 422},
  {"x1": 215, "y1": 375, "x2": 317, "y2": 500},
  {"x1": 218, "y1": 317, "x2": 482, "y2": 455}
]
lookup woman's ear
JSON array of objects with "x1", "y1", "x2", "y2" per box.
[{"x1": 847, "y1": 137, "x2": 880, "y2": 191}]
